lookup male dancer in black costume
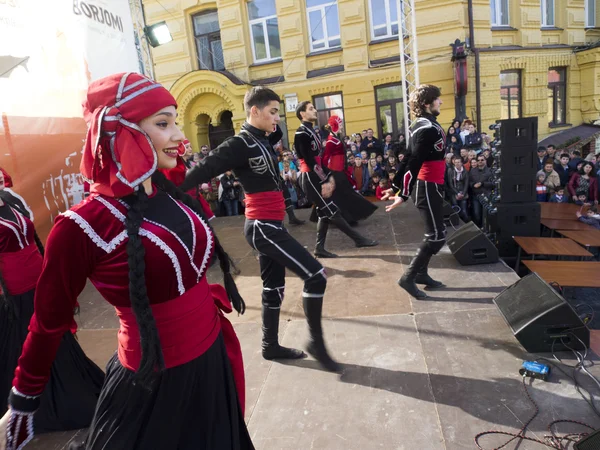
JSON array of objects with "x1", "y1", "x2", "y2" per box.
[
  {"x1": 384, "y1": 85, "x2": 447, "y2": 299},
  {"x1": 181, "y1": 87, "x2": 339, "y2": 371},
  {"x1": 294, "y1": 101, "x2": 378, "y2": 258}
]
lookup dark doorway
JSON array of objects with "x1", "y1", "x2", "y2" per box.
[
  {"x1": 209, "y1": 110, "x2": 234, "y2": 149},
  {"x1": 375, "y1": 83, "x2": 405, "y2": 140}
]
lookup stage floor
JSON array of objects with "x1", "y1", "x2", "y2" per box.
[{"x1": 29, "y1": 203, "x2": 600, "y2": 449}]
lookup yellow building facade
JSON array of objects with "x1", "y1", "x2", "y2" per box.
[{"x1": 141, "y1": 0, "x2": 600, "y2": 151}]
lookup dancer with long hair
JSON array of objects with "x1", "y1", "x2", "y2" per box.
[{"x1": 385, "y1": 85, "x2": 447, "y2": 299}]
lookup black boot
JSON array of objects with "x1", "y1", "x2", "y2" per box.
[
  {"x1": 414, "y1": 248, "x2": 444, "y2": 288},
  {"x1": 398, "y1": 248, "x2": 429, "y2": 299},
  {"x1": 287, "y1": 208, "x2": 305, "y2": 225},
  {"x1": 329, "y1": 214, "x2": 378, "y2": 248},
  {"x1": 303, "y1": 297, "x2": 340, "y2": 372},
  {"x1": 314, "y1": 218, "x2": 338, "y2": 258},
  {"x1": 262, "y1": 306, "x2": 306, "y2": 360}
]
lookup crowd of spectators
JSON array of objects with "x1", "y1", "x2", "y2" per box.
[{"x1": 181, "y1": 120, "x2": 600, "y2": 224}]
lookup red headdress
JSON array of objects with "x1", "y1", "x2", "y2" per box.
[
  {"x1": 0, "y1": 168, "x2": 13, "y2": 188},
  {"x1": 327, "y1": 115, "x2": 343, "y2": 133},
  {"x1": 81, "y1": 72, "x2": 177, "y2": 197}
]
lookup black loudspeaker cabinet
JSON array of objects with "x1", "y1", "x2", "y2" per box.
[
  {"x1": 498, "y1": 146, "x2": 537, "y2": 176},
  {"x1": 575, "y1": 429, "x2": 600, "y2": 449},
  {"x1": 443, "y1": 201, "x2": 460, "y2": 227},
  {"x1": 498, "y1": 174, "x2": 537, "y2": 203},
  {"x1": 493, "y1": 273, "x2": 589, "y2": 353},
  {"x1": 499, "y1": 117, "x2": 538, "y2": 148},
  {"x1": 496, "y1": 202, "x2": 541, "y2": 237},
  {"x1": 447, "y1": 222, "x2": 499, "y2": 265}
]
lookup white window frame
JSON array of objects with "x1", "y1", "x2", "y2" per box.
[
  {"x1": 307, "y1": 1, "x2": 341, "y2": 52},
  {"x1": 491, "y1": 0, "x2": 510, "y2": 26},
  {"x1": 541, "y1": 0, "x2": 555, "y2": 27},
  {"x1": 248, "y1": 4, "x2": 281, "y2": 63},
  {"x1": 585, "y1": 0, "x2": 596, "y2": 28},
  {"x1": 368, "y1": 0, "x2": 405, "y2": 41}
]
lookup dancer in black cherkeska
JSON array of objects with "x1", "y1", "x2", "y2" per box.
[
  {"x1": 181, "y1": 87, "x2": 339, "y2": 372},
  {"x1": 294, "y1": 101, "x2": 378, "y2": 258},
  {"x1": 384, "y1": 85, "x2": 447, "y2": 299}
]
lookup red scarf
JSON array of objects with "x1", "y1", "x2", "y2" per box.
[{"x1": 81, "y1": 73, "x2": 177, "y2": 197}]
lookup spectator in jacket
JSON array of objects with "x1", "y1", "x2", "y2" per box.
[
  {"x1": 546, "y1": 144, "x2": 558, "y2": 164},
  {"x1": 548, "y1": 186, "x2": 569, "y2": 203},
  {"x1": 365, "y1": 173, "x2": 381, "y2": 196},
  {"x1": 568, "y1": 161, "x2": 598, "y2": 205},
  {"x1": 536, "y1": 171, "x2": 548, "y2": 202},
  {"x1": 382, "y1": 134, "x2": 394, "y2": 157},
  {"x1": 542, "y1": 161, "x2": 561, "y2": 194},
  {"x1": 360, "y1": 128, "x2": 382, "y2": 156},
  {"x1": 446, "y1": 155, "x2": 470, "y2": 222},
  {"x1": 536, "y1": 146, "x2": 548, "y2": 171},
  {"x1": 469, "y1": 155, "x2": 494, "y2": 226},
  {"x1": 220, "y1": 170, "x2": 241, "y2": 216},
  {"x1": 568, "y1": 150, "x2": 583, "y2": 172},
  {"x1": 376, "y1": 178, "x2": 389, "y2": 200},
  {"x1": 554, "y1": 153, "x2": 571, "y2": 186},
  {"x1": 352, "y1": 155, "x2": 369, "y2": 193},
  {"x1": 576, "y1": 208, "x2": 600, "y2": 230},
  {"x1": 463, "y1": 123, "x2": 482, "y2": 151},
  {"x1": 482, "y1": 148, "x2": 494, "y2": 168}
]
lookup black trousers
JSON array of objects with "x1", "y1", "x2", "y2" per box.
[
  {"x1": 298, "y1": 172, "x2": 339, "y2": 219},
  {"x1": 412, "y1": 180, "x2": 446, "y2": 253},
  {"x1": 244, "y1": 219, "x2": 327, "y2": 309}
]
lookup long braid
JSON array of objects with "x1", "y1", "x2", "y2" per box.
[
  {"x1": 151, "y1": 171, "x2": 246, "y2": 315},
  {"x1": 0, "y1": 269, "x2": 14, "y2": 319},
  {"x1": 123, "y1": 187, "x2": 165, "y2": 385}
]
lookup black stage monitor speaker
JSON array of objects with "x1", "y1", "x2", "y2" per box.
[
  {"x1": 493, "y1": 273, "x2": 589, "y2": 353},
  {"x1": 575, "y1": 429, "x2": 600, "y2": 449},
  {"x1": 498, "y1": 174, "x2": 536, "y2": 203},
  {"x1": 496, "y1": 202, "x2": 541, "y2": 238},
  {"x1": 447, "y1": 222, "x2": 499, "y2": 265},
  {"x1": 499, "y1": 117, "x2": 538, "y2": 148}
]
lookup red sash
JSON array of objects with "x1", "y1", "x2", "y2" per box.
[
  {"x1": 418, "y1": 160, "x2": 446, "y2": 185},
  {"x1": 0, "y1": 244, "x2": 42, "y2": 295},
  {"x1": 244, "y1": 191, "x2": 285, "y2": 221},
  {"x1": 114, "y1": 277, "x2": 246, "y2": 413},
  {"x1": 299, "y1": 156, "x2": 322, "y2": 173}
]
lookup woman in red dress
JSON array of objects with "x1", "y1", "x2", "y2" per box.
[
  {"x1": 322, "y1": 115, "x2": 376, "y2": 224},
  {"x1": 1, "y1": 73, "x2": 250, "y2": 450}
]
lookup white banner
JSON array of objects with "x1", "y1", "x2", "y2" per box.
[{"x1": 0, "y1": 0, "x2": 141, "y2": 238}]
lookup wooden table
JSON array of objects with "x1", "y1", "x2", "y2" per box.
[
  {"x1": 540, "y1": 218, "x2": 595, "y2": 235},
  {"x1": 557, "y1": 229, "x2": 600, "y2": 257},
  {"x1": 522, "y1": 261, "x2": 600, "y2": 287},
  {"x1": 540, "y1": 202, "x2": 580, "y2": 220},
  {"x1": 513, "y1": 236, "x2": 593, "y2": 269}
]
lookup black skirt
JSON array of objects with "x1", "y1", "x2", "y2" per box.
[
  {"x1": 77, "y1": 332, "x2": 254, "y2": 450},
  {"x1": 308, "y1": 171, "x2": 377, "y2": 223},
  {"x1": 330, "y1": 171, "x2": 377, "y2": 223},
  {"x1": 0, "y1": 289, "x2": 104, "y2": 433}
]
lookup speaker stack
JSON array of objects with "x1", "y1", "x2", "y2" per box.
[{"x1": 484, "y1": 117, "x2": 541, "y2": 256}]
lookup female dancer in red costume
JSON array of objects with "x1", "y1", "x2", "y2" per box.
[
  {"x1": 1, "y1": 73, "x2": 250, "y2": 450},
  {"x1": 0, "y1": 171, "x2": 103, "y2": 438},
  {"x1": 321, "y1": 115, "x2": 377, "y2": 227}
]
